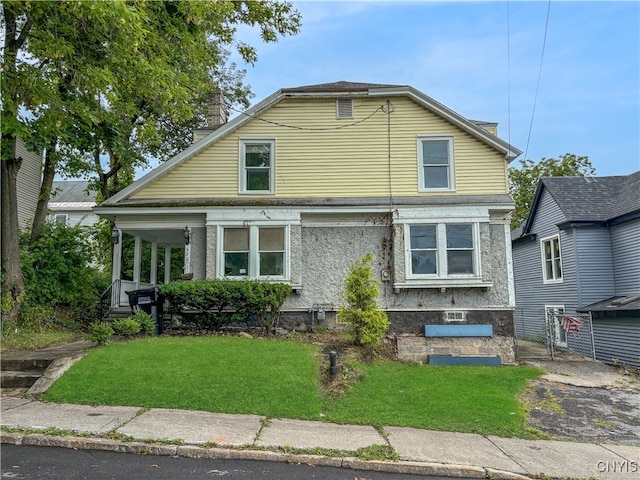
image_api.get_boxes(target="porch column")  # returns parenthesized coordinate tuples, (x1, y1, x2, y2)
(111, 229, 122, 284)
(184, 243, 192, 274)
(164, 247, 172, 284)
(150, 241, 158, 285)
(184, 226, 192, 274)
(133, 236, 142, 286)
(111, 229, 123, 308)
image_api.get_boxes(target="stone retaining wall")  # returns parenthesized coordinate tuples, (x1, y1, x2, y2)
(396, 334, 516, 365)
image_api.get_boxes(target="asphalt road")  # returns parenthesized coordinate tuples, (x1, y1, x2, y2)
(2, 445, 461, 480)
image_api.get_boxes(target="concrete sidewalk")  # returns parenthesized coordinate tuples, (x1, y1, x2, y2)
(1, 399, 638, 479)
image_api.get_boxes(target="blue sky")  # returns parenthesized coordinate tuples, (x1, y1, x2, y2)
(231, 0, 639, 177)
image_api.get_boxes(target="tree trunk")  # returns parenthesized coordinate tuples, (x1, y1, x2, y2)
(1, 136, 25, 324)
(1, 1, 32, 324)
(30, 144, 57, 244)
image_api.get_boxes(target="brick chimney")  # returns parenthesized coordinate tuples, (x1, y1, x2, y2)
(193, 90, 228, 143)
(206, 89, 227, 129)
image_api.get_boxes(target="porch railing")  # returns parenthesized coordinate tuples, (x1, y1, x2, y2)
(100, 279, 121, 320)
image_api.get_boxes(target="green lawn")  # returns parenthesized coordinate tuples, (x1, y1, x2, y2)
(44, 337, 324, 419)
(43, 336, 542, 437)
(324, 360, 540, 437)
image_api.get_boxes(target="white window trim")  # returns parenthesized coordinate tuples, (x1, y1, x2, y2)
(540, 234, 563, 284)
(417, 135, 455, 192)
(239, 138, 275, 194)
(405, 222, 481, 280)
(217, 224, 290, 281)
(54, 214, 68, 225)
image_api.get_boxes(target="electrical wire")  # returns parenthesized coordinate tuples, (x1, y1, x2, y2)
(524, 0, 551, 161)
(224, 102, 386, 131)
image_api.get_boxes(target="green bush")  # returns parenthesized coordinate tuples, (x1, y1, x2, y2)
(133, 311, 155, 335)
(87, 322, 114, 346)
(112, 317, 141, 336)
(160, 280, 292, 333)
(20, 222, 109, 325)
(338, 253, 390, 346)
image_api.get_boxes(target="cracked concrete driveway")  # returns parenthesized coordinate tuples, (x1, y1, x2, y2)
(522, 359, 640, 445)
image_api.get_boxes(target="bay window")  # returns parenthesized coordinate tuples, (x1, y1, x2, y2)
(408, 223, 477, 278)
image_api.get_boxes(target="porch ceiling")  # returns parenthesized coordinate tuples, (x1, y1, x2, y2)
(121, 228, 186, 248)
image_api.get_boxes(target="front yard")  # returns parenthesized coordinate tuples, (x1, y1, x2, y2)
(42, 335, 543, 438)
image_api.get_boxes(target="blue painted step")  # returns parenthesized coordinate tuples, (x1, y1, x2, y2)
(424, 324, 493, 337)
(429, 355, 502, 366)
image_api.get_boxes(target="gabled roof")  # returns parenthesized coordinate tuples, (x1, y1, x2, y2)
(518, 170, 640, 236)
(50, 181, 96, 204)
(103, 81, 522, 206)
(280, 81, 403, 94)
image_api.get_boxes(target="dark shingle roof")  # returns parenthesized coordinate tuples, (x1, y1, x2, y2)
(50, 181, 96, 203)
(281, 81, 405, 94)
(541, 170, 640, 223)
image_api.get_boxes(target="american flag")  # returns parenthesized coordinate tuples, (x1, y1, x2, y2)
(561, 316, 584, 334)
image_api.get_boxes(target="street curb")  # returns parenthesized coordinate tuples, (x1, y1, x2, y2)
(1, 432, 534, 479)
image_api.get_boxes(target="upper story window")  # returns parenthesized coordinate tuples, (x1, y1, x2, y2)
(541, 235, 563, 283)
(417, 136, 455, 191)
(55, 214, 68, 225)
(221, 225, 287, 279)
(408, 223, 477, 278)
(239, 139, 275, 194)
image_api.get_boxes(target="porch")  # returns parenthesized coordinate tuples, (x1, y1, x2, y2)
(107, 225, 193, 309)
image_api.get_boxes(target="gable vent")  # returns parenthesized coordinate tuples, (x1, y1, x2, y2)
(336, 98, 354, 119)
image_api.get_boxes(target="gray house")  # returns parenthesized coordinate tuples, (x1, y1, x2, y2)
(511, 172, 640, 367)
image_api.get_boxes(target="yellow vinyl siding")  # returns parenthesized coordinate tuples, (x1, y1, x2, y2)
(132, 97, 509, 200)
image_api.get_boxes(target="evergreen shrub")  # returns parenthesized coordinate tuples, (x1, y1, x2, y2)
(338, 253, 390, 346)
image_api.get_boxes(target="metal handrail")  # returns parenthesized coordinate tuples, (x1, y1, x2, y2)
(99, 279, 121, 320)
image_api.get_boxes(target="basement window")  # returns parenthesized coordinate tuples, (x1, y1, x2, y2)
(445, 311, 466, 322)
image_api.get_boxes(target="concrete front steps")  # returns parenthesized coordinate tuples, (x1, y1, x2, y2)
(1, 341, 92, 389)
(1, 358, 52, 388)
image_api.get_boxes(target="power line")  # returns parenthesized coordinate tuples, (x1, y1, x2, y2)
(224, 102, 386, 131)
(524, 0, 551, 161)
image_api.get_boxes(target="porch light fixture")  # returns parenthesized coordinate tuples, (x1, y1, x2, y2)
(111, 228, 120, 244)
(183, 226, 191, 245)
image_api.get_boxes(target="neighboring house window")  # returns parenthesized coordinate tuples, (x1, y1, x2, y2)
(541, 235, 563, 283)
(55, 214, 68, 225)
(408, 223, 477, 277)
(221, 225, 287, 279)
(239, 139, 275, 194)
(417, 136, 455, 191)
(336, 98, 353, 119)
